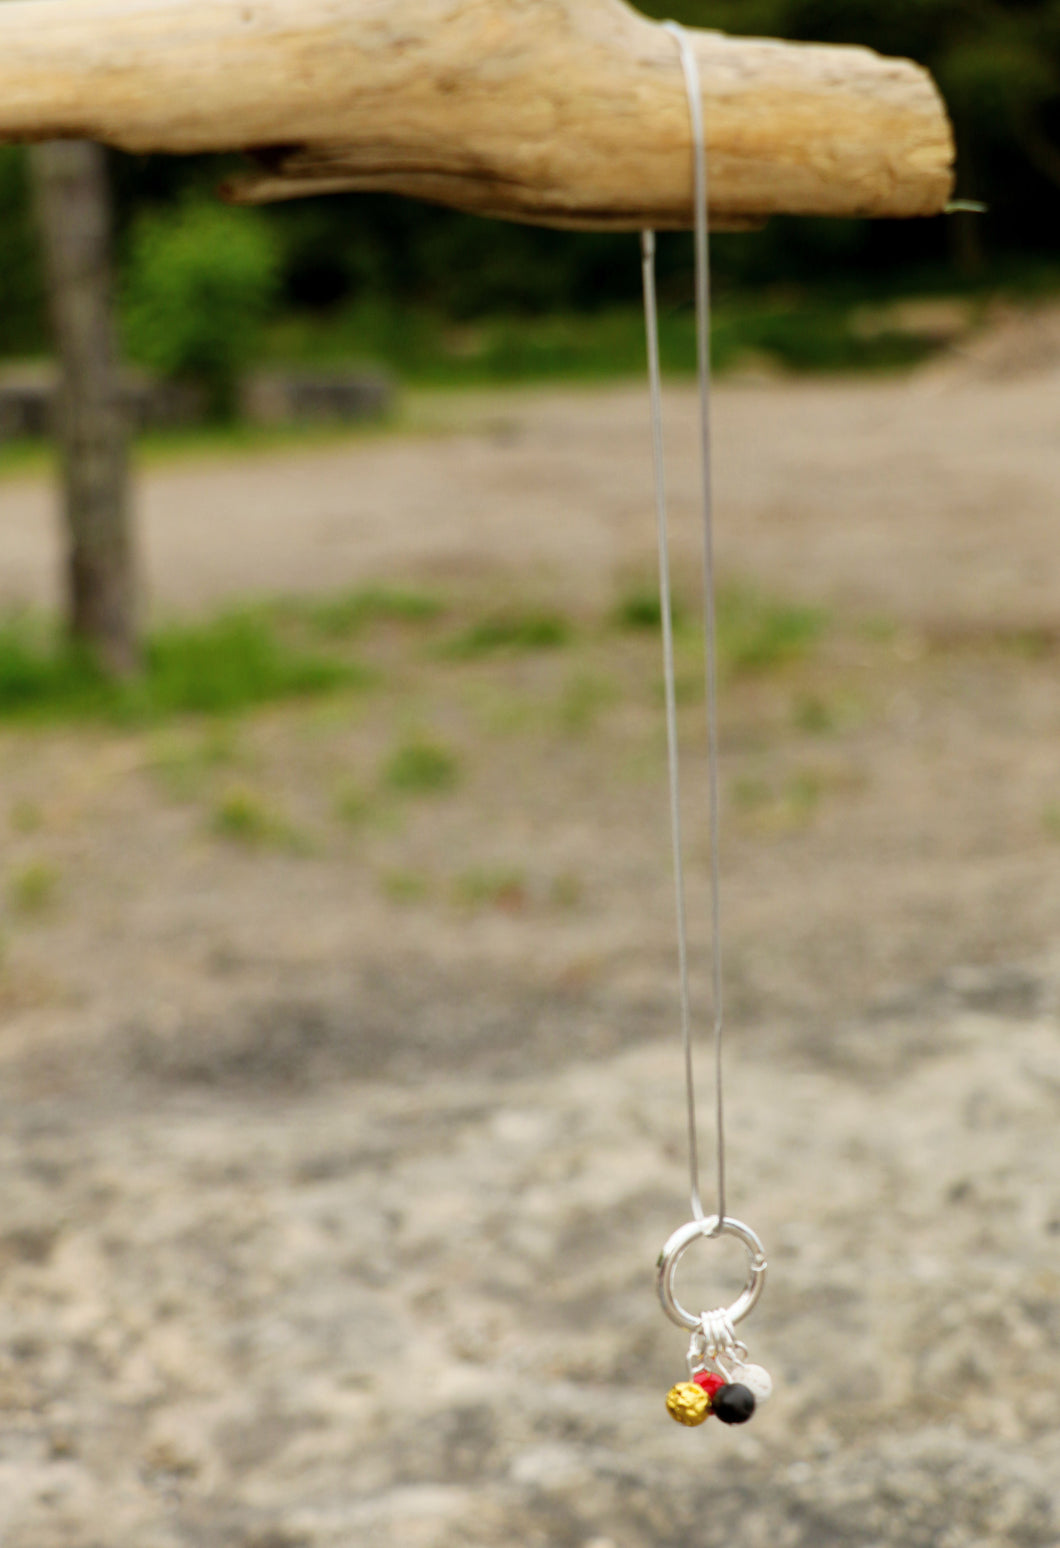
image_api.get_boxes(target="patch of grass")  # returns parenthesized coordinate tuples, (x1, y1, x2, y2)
(210, 786, 309, 851)
(148, 724, 246, 800)
(733, 765, 856, 837)
(140, 612, 357, 717)
(731, 770, 821, 830)
(304, 586, 444, 639)
(453, 865, 528, 912)
(0, 620, 105, 717)
(10, 798, 43, 834)
(612, 587, 680, 633)
(550, 871, 584, 909)
(860, 615, 899, 644)
(266, 292, 946, 388)
(0, 609, 364, 723)
(333, 779, 373, 827)
(443, 609, 572, 658)
(792, 693, 837, 736)
(383, 737, 460, 795)
(712, 301, 936, 375)
(1044, 804, 1060, 840)
(380, 868, 430, 905)
(792, 691, 866, 737)
(0, 439, 50, 482)
(467, 684, 538, 737)
(732, 774, 771, 812)
(557, 671, 619, 735)
(786, 771, 823, 820)
(718, 587, 827, 676)
(9, 860, 59, 915)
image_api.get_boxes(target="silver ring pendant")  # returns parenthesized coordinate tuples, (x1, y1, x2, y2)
(656, 1216, 768, 1331)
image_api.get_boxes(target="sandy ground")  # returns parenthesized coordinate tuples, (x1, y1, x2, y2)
(1, 367, 1060, 1546)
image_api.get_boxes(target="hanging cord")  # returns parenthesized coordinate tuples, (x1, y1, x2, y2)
(641, 20, 726, 1232)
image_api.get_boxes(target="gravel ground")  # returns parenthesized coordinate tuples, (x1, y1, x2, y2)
(1, 369, 1059, 1545)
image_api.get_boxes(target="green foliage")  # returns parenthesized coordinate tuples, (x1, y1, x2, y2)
(556, 672, 619, 735)
(8, 860, 59, 916)
(333, 780, 373, 826)
(383, 737, 460, 795)
(142, 612, 350, 714)
(453, 865, 528, 911)
(0, 621, 103, 716)
(305, 586, 444, 638)
(718, 587, 828, 675)
(792, 692, 838, 735)
(444, 610, 572, 657)
(380, 867, 431, 904)
(0, 148, 45, 354)
(148, 724, 246, 800)
(266, 292, 944, 387)
(614, 589, 664, 632)
(9, 798, 42, 834)
(122, 199, 280, 418)
(0, 609, 360, 722)
(210, 786, 308, 851)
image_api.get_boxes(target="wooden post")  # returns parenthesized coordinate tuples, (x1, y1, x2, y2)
(0, 0, 954, 229)
(29, 141, 137, 677)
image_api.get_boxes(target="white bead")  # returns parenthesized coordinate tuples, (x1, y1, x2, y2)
(733, 1363, 773, 1403)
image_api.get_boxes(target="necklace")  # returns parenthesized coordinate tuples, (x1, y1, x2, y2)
(642, 22, 772, 1432)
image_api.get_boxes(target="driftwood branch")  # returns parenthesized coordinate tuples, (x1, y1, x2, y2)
(0, 0, 954, 230)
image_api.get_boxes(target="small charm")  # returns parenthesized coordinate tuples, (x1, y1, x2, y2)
(711, 1382, 756, 1426)
(666, 1381, 712, 1427)
(729, 1362, 773, 1404)
(691, 1370, 726, 1399)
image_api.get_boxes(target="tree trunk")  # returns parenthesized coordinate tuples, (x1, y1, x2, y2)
(29, 139, 137, 677)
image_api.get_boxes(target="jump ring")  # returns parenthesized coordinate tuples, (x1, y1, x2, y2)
(656, 1215, 768, 1331)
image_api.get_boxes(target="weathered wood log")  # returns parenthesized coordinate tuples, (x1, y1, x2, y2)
(0, 0, 954, 230)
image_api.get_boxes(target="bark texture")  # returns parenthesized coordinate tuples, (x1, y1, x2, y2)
(0, 0, 953, 228)
(30, 141, 137, 676)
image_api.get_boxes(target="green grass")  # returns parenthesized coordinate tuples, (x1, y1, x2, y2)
(302, 586, 445, 639)
(557, 671, 618, 735)
(443, 609, 572, 658)
(0, 416, 410, 486)
(0, 609, 366, 723)
(792, 692, 837, 736)
(143, 614, 355, 715)
(717, 587, 828, 676)
(453, 865, 528, 911)
(0, 582, 827, 736)
(612, 587, 681, 633)
(210, 785, 309, 851)
(265, 294, 944, 387)
(9, 798, 43, 834)
(731, 769, 824, 834)
(379, 867, 431, 904)
(383, 737, 460, 795)
(8, 860, 59, 915)
(148, 724, 247, 800)
(333, 779, 373, 826)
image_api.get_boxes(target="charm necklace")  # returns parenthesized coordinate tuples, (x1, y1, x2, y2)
(641, 22, 771, 1432)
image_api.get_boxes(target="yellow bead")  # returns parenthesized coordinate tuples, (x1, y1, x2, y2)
(666, 1381, 711, 1427)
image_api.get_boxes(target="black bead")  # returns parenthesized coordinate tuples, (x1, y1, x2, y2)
(712, 1383, 756, 1426)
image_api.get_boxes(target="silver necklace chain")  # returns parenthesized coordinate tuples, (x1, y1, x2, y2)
(642, 21, 726, 1230)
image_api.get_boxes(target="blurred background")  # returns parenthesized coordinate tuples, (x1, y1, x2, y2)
(1, 3, 1060, 1546)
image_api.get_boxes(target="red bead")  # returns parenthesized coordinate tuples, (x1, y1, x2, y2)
(692, 1372, 726, 1399)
